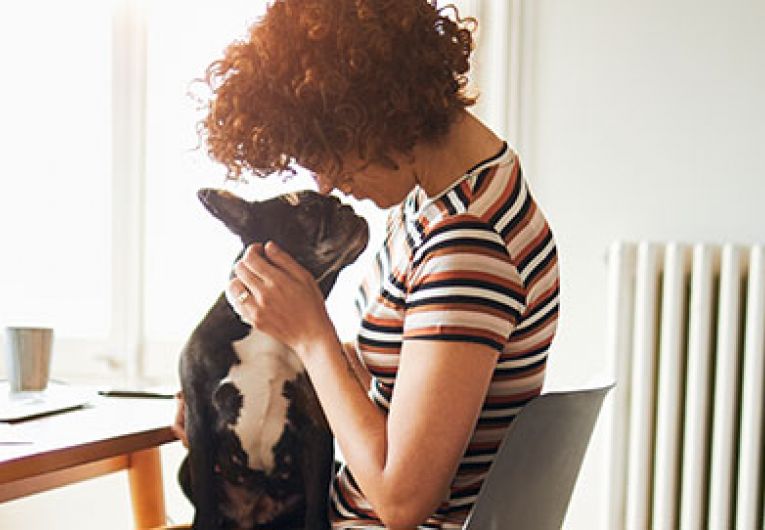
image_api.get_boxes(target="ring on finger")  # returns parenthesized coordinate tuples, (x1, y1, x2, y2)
(236, 289, 251, 304)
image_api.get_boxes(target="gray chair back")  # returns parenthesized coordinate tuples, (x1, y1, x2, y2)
(463, 385, 612, 530)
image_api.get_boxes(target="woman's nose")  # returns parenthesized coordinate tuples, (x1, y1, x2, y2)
(338, 182, 352, 195)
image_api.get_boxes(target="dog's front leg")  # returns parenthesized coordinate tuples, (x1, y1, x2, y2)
(185, 397, 222, 530)
(299, 425, 333, 530)
(291, 373, 334, 530)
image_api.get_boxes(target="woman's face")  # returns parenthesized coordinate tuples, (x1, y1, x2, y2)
(312, 155, 417, 209)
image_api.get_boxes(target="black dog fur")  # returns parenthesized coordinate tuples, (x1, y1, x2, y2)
(178, 189, 368, 530)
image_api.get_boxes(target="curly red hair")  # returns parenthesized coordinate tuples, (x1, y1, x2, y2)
(199, 0, 476, 182)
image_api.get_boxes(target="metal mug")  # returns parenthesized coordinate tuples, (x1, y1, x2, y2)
(4, 326, 54, 393)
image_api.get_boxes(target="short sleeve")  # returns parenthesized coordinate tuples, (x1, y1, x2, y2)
(403, 215, 526, 352)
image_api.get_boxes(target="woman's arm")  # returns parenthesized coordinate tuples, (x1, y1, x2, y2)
(341, 341, 373, 391)
(304, 335, 497, 528)
(230, 242, 498, 528)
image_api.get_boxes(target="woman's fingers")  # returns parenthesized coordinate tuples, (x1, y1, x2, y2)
(227, 258, 282, 328)
(239, 244, 272, 283)
(234, 242, 314, 298)
(234, 259, 264, 289)
(225, 241, 328, 350)
(172, 394, 189, 448)
(264, 241, 314, 283)
(237, 242, 300, 287)
(226, 277, 250, 306)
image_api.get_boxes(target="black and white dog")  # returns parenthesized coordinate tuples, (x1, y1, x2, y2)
(179, 189, 368, 530)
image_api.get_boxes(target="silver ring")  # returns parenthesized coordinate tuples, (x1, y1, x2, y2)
(236, 289, 250, 304)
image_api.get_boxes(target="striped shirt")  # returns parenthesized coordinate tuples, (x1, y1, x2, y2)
(330, 143, 560, 528)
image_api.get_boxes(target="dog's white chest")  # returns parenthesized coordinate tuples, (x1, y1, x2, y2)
(221, 329, 304, 473)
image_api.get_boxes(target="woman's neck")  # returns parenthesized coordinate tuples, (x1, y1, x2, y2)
(410, 111, 504, 198)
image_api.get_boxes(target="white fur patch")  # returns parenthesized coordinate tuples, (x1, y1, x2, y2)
(220, 329, 305, 473)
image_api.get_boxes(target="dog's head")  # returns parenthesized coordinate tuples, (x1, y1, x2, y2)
(198, 189, 369, 295)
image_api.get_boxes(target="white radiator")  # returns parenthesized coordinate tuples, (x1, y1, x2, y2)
(606, 242, 765, 530)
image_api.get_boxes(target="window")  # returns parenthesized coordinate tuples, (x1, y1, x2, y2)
(0, 1, 113, 379)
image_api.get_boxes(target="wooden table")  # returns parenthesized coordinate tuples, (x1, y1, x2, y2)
(0, 395, 178, 529)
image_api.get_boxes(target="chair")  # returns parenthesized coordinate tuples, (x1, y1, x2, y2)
(463, 385, 612, 530)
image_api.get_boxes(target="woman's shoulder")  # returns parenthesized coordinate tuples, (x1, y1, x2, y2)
(412, 145, 522, 232)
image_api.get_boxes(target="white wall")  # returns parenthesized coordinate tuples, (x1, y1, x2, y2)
(514, 1, 765, 528)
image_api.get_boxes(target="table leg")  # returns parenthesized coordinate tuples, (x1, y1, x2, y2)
(127, 447, 166, 529)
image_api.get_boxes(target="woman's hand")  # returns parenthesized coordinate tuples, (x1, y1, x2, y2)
(226, 241, 339, 358)
(172, 391, 188, 447)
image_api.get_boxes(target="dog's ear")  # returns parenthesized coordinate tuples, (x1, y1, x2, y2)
(197, 188, 257, 238)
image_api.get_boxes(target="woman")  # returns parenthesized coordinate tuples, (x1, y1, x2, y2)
(177, 1, 560, 528)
